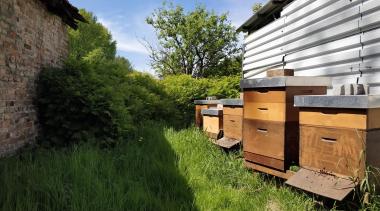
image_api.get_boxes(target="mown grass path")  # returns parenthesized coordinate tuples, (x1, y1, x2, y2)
(0, 124, 316, 211)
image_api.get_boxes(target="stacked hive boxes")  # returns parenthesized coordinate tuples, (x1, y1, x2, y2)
(201, 108, 223, 139)
(286, 95, 380, 200)
(240, 77, 331, 178)
(215, 99, 243, 148)
(194, 100, 220, 128)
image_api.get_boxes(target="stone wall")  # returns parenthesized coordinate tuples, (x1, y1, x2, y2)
(0, 0, 68, 156)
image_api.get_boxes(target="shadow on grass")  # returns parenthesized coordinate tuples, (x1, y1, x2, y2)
(0, 123, 197, 211)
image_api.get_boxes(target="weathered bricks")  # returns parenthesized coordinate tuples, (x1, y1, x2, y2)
(0, 0, 68, 156)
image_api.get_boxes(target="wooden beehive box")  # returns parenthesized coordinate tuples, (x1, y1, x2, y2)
(215, 99, 243, 149)
(240, 77, 331, 179)
(194, 100, 220, 128)
(201, 108, 223, 139)
(286, 95, 380, 201)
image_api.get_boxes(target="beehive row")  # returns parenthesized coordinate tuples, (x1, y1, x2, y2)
(195, 76, 380, 200)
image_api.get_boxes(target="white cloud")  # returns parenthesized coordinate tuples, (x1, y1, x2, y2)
(98, 17, 149, 55)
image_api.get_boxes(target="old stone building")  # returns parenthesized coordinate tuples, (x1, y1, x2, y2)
(0, 0, 84, 156)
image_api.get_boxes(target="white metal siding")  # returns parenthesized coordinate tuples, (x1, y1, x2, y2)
(243, 0, 380, 94)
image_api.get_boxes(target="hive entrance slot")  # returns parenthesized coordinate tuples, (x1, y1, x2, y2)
(258, 108, 268, 111)
(321, 110, 339, 115)
(257, 89, 269, 93)
(257, 128, 268, 133)
(321, 137, 337, 143)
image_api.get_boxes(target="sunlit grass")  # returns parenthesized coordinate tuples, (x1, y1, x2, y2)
(0, 123, 316, 210)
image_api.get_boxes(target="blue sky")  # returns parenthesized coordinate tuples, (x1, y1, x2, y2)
(69, 0, 266, 74)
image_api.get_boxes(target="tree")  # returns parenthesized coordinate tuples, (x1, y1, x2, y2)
(67, 9, 133, 72)
(205, 56, 242, 78)
(252, 3, 263, 13)
(68, 10, 117, 61)
(146, 3, 240, 78)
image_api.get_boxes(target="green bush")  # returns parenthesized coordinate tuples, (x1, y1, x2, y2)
(161, 74, 241, 124)
(37, 62, 129, 146)
(161, 75, 210, 124)
(36, 61, 178, 147)
(124, 72, 180, 125)
(207, 75, 241, 99)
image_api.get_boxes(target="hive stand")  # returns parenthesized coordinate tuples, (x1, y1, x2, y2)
(286, 95, 380, 201)
(201, 108, 223, 139)
(194, 100, 220, 128)
(215, 99, 244, 149)
(240, 77, 331, 179)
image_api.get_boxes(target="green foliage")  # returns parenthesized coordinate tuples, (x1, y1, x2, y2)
(204, 56, 242, 78)
(124, 72, 180, 125)
(37, 62, 178, 146)
(36, 7, 178, 146)
(36, 7, 239, 146)
(0, 124, 317, 211)
(161, 75, 209, 123)
(37, 62, 132, 146)
(146, 3, 240, 78)
(68, 10, 117, 62)
(207, 74, 241, 99)
(161, 74, 240, 124)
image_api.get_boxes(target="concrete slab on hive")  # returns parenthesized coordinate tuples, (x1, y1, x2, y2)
(201, 108, 223, 116)
(240, 77, 332, 89)
(294, 95, 380, 109)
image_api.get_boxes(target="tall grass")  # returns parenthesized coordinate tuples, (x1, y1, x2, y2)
(0, 123, 315, 210)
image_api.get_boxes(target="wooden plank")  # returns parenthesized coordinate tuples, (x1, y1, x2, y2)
(195, 105, 208, 128)
(286, 168, 355, 201)
(285, 86, 327, 103)
(244, 152, 285, 170)
(368, 109, 380, 129)
(300, 125, 366, 179)
(245, 161, 294, 179)
(219, 115, 223, 130)
(223, 107, 243, 116)
(284, 121, 300, 167)
(205, 131, 219, 140)
(267, 69, 294, 77)
(243, 119, 285, 160)
(214, 137, 241, 149)
(285, 103, 300, 122)
(243, 87, 326, 104)
(244, 102, 286, 122)
(300, 108, 367, 130)
(223, 114, 243, 140)
(203, 116, 222, 135)
(366, 130, 380, 190)
(244, 88, 286, 103)
(366, 130, 380, 170)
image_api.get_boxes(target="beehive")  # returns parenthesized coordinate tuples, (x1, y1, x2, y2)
(286, 95, 380, 200)
(194, 100, 220, 128)
(201, 108, 223, 139)
(240, 77, 331, 179)
(215, 99, 243, 148)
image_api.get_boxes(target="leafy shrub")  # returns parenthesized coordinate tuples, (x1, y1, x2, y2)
(124, 72, 180, 125)
(36, 61, 178, 147)
(207, 75, 241, 99)
(161, 74, 241, 124)
(161, 75, 210, 124)
(37, 62, 130, 146)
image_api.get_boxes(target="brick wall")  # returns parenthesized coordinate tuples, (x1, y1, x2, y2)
(0, 0, 68, 156)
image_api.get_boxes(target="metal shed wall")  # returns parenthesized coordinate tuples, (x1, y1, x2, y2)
(243, 0, 380, 94)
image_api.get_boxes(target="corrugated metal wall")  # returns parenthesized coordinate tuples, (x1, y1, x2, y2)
(243, 0, 380, 94)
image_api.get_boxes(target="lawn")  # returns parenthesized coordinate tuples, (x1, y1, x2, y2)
(0, 123, 324, 211)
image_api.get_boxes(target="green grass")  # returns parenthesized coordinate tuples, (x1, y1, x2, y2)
(0, 123, 332, 210)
